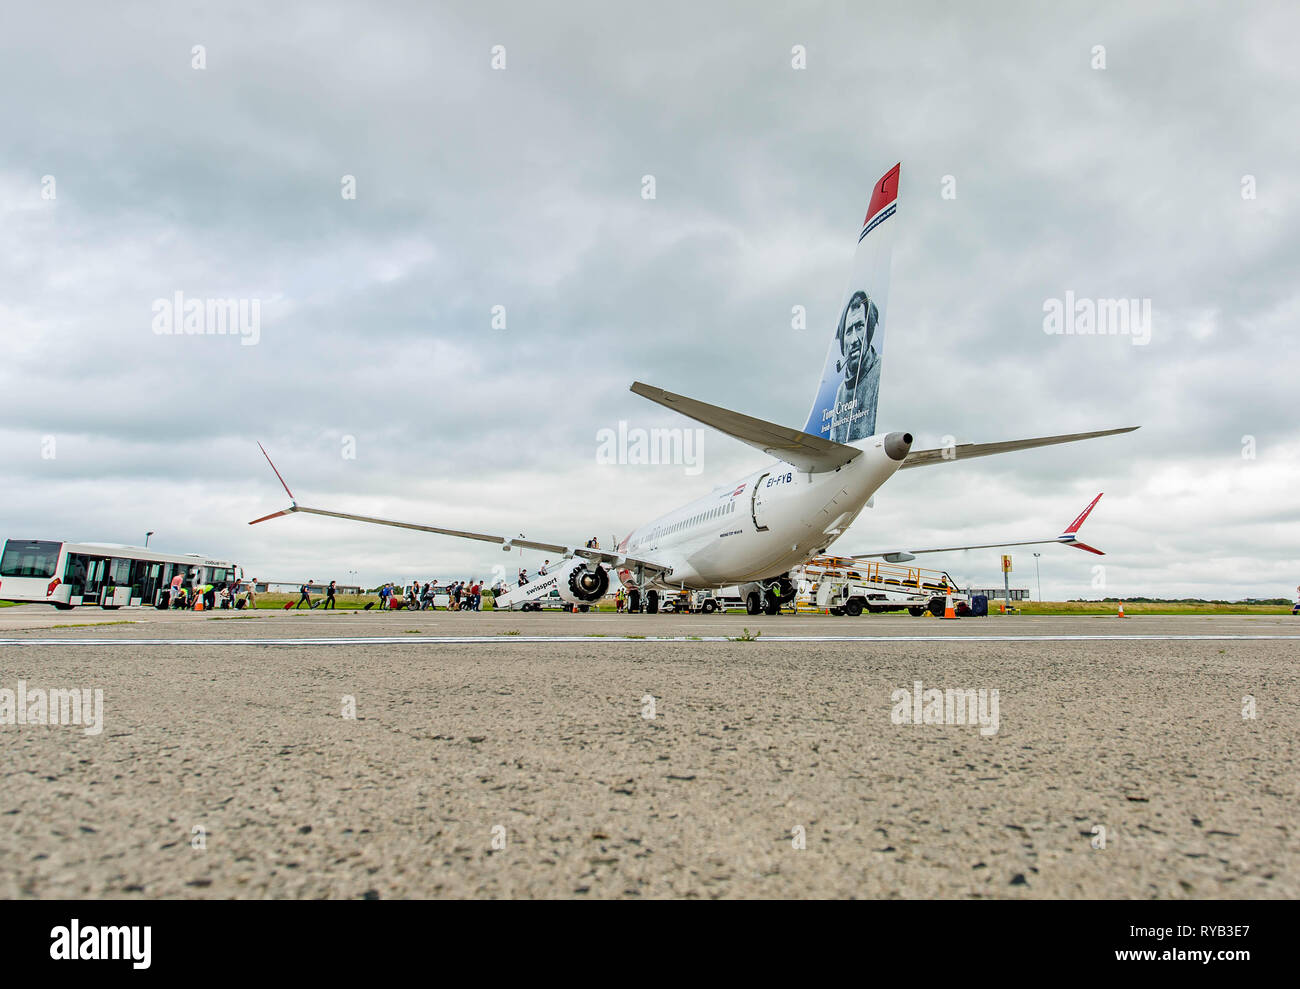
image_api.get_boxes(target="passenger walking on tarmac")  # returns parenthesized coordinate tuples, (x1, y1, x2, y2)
(296, 582, 313, 609)
(378, 584, 389, 611)
(471, 580, 481, 611)
(324, 580, 337, 609)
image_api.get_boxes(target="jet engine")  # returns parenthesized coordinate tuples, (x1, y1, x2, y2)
(559, 560, 610, 603)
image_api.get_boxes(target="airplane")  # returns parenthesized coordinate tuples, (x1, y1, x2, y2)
(251, 162, 1137, 615)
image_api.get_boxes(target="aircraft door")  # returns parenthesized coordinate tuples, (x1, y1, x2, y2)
(751, 473, 771, 531)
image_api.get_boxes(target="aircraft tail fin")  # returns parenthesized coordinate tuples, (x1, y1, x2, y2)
(802, 162, 900, 445)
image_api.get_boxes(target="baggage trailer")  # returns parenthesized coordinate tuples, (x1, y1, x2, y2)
(684, 587, 750, 614)
(792, 556, 970, 617)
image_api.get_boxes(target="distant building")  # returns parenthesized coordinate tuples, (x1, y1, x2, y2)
(253, 581, 363, 595)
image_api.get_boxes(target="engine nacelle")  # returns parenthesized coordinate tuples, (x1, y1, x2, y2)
(559, 560, 610, 603)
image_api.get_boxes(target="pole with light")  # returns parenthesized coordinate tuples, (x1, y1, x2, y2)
(145, 531, 154, 548)
(1033, 552, 1042, 602)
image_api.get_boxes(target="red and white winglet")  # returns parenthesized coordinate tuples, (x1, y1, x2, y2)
(1057, 492, 1105, 555)
(248, 442, 300, 525)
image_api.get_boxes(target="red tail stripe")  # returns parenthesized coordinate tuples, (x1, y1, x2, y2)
(864, 163, 901, 225)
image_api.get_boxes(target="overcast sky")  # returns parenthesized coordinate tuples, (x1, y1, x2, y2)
(2, 0, 1297, 599)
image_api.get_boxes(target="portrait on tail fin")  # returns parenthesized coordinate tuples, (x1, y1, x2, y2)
(828, 290, 882, 442)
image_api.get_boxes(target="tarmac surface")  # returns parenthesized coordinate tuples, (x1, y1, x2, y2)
(0, 604, 1296, 898)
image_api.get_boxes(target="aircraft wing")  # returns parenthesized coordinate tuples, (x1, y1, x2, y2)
(840, 493, 1109, 561)
(248, 445, 671, 575)
(900, 427, 1138, 469)
(630, 381, 863, 473)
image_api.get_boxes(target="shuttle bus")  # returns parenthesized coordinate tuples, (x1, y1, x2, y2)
(0, 538, 239, 609)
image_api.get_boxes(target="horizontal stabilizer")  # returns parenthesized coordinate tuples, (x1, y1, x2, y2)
(841, 493, 1111, 559)
(901, 426, 1138, 469)
(630, 382, 862, 473)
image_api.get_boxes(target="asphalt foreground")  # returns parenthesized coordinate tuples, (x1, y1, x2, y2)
(0, 606, 1296, 899)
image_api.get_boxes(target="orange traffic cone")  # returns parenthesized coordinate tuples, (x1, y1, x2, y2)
(1117, 601, 1126, 618)
(942, 594, 958, 619)
(194, 598, 204, 612)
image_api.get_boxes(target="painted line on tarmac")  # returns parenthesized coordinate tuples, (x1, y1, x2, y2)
(3, 634, 1300, 646)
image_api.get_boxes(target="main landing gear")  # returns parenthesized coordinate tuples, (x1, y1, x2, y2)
(745, 587, 783, 616)
(625, 583, 659, 614)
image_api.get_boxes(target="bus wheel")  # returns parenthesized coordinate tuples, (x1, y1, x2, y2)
(829, 607, 844, 616)
(53, 603, 75, 611)
(100, 605, 121, 611)
(702, 600, 717, 614)
(908, 606, 926, 617)
(844, 599, 863, 617)
(746, 592, 761, 616)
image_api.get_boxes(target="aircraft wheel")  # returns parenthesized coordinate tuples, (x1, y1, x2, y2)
(908, 607, 926, 617)
(578, 604, 590, 613)
(702, 600, 717, 614)
(763, 595, 779, 616)
(645, 590, 659, 614)
(844, 599, 863, 617)
(628, 589, 641, 613)
(745, 592, 761, 615)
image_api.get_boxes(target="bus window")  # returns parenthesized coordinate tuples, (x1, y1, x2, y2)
(110, 558, 132, 586)
(0, 540, 62, 578)
(79, 557, 107, 596)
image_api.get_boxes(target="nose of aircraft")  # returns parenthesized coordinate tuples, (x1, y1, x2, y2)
(884, 431, 913, 461)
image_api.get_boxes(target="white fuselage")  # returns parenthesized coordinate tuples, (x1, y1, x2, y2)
(617, 433, 905, 590)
